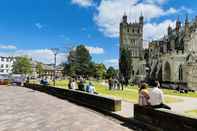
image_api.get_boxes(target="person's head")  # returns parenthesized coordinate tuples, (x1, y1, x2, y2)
(153, 80, 160, 88)
(89, 82, 92, 86)
(139, 83, 148, 91)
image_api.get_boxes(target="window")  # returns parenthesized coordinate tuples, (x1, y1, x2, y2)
(1, 64, 3, 68)
(6, 58, 9, 62)
(127, 28, 129, 32)
(1, 58, 4, 62)
(6, 64, 8, 68)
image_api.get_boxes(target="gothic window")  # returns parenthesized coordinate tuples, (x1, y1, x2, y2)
(179, 65, 183, 81)
(164, 62, 171, 82)
(127, 28, 129, 32)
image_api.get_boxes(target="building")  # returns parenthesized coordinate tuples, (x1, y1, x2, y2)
(31, 61, 64, 79)
(119, 14, 146, 82)
(119, 14, 197, 91)
(0, 56, 15, 75)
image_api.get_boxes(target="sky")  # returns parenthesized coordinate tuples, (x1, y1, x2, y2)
(0, 0, 196, 68)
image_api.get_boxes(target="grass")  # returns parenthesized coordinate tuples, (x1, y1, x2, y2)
(45, 80, 183, 103)
(184, 110, 197, 118)
(163, 89, 197, 98)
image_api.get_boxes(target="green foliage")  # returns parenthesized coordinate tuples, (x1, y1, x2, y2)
(36, 63, 44, 76)
(95, 64, 106, 79)
(119, 48, 132, 84)
(106, 66, 117, 78)
(12, 56, 32, 75)
(64, 44, 92, 77)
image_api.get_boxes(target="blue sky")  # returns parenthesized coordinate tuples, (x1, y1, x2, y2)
(0, 0, 196, 68)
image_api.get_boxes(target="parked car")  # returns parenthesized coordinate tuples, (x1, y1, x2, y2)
(0, 75, 10, 85)
(10, 74, 26, 86)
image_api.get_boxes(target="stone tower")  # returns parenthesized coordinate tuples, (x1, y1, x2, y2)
(119, 14, 145, 82)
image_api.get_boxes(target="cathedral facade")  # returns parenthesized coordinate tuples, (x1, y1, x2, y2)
(119, 15, 197, 91)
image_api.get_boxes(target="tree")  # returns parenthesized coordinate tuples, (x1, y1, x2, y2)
(106, 66, 117, 79)
(36, 63, 44, 77)
(119, 48, 132, 85)
(12, 56, 32, 75)
(65, 45, 92, 77)
(95, 64, 106, 79)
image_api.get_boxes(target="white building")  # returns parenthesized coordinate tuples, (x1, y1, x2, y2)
(0, 56, 15, 75)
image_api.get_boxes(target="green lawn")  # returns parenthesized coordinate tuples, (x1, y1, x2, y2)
(163, 89, 197, 98)
(46, 80, 182, 103)
(184, 110, 197, 118)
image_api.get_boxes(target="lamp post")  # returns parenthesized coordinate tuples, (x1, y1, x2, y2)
(50, 48, 59, 86)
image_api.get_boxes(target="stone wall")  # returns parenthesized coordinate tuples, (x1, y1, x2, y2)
(24, 83, 121, 112)
(134, 104, 197, 131)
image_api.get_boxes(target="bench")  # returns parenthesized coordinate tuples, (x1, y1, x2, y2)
(134, 104, 197, 131)
(24, 83, 121, 112)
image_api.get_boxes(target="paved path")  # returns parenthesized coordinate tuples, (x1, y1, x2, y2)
(115, 95, 197, 118)
(0, 86, 133, 131)
(167, 95, 197, 114)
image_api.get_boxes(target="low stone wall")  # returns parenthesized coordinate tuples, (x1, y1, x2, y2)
(134, 104, 197, 131)
(24, 83, 121, 112)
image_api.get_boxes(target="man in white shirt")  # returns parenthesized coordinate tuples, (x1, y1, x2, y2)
(149, 81, 171, 110)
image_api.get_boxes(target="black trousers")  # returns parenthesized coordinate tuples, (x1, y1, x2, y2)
(152, 103, 171, 110)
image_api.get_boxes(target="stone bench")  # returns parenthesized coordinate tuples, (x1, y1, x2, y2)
(24, 83, 121, 112)
(134, 104, 197, 131)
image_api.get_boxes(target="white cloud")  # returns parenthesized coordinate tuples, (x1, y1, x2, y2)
(142, 19, 175, 48)
(144, 20, 175, 41)
(94, 0, 177, 38)
(178, 6, 194, 14)
(71, 0, 93, 7)
(104, 59, 118, 69)
(144, 0, 168, 5)
(0, 49, 66, 65)
(0, 45, 17, 50)
(85, 46, 104, 54)
(35, 23, 43, 29)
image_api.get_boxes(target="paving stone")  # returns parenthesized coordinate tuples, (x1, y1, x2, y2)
(0, 86, 133, 131)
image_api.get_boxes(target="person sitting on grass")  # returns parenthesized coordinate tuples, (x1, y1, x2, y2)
(149, 81, 171, 110)
(138, 83, 150, 106)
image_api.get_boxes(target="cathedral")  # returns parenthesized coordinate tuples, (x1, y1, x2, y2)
(119, 14, 197, 91)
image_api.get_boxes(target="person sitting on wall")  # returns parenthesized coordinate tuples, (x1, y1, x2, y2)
(70, 79, 77, 90)
(68, 78, 72, 89)
(138, 83, 150, 106)
(149, 81, 171, 110)
(86, 82, 97, 94)
(78, 79, 85, 91)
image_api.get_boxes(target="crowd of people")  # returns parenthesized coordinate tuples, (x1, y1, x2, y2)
(138, 81, 171, 110)
(68, 77, 97, 94)
(108, 78, 124, 90)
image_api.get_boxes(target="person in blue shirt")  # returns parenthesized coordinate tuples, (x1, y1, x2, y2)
(86, 82, 96, 94)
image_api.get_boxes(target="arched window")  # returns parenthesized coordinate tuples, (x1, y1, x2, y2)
(164, 62, 171, 82)
(179, 65, 183, 81)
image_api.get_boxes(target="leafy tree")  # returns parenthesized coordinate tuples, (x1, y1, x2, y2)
(106, 66, 117, 79)
(65, 45, 92, 77)
(12, 56, 32, 75)
(95, 64, 106, 79)
(63, 63, 76, 77)
(119, 48, 132, 85)
(36, 63, 44, 77)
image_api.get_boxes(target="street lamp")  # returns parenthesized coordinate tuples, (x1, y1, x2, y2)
(50, 48, 59, 86)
